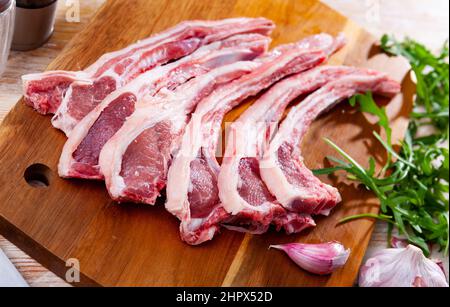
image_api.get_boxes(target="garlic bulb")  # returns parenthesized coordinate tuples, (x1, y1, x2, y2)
(269, 241, 350, 275)
(359, 244, 448, 287)
(433, 259, 447, 277)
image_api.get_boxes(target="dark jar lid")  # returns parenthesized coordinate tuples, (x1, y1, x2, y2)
(0, 0, 12, 13)
(16, 0, 57, 9)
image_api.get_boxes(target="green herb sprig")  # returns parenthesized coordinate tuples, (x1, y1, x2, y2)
(314, 36, 449, 256)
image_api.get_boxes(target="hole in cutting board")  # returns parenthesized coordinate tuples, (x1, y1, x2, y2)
(24, 163, 52, 188)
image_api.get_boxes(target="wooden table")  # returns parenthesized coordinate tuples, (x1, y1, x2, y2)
(0, 0, 448, 287)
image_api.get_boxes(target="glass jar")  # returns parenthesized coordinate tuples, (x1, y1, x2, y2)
(0, 0, 15, 76)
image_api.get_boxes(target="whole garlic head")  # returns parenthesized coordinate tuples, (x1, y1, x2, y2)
(359, 244, 448, 287)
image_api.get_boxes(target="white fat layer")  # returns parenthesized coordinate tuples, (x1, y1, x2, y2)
(21, 70, 88, 83)
(259, 148, 297, 209)
(166, 113, 203, 216)
(218, 153, 244, 215)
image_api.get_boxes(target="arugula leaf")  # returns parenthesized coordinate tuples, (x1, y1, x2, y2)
(314, 35, 449, 256)
(349, 92, 393, 173)
(350, 92, 392, 147)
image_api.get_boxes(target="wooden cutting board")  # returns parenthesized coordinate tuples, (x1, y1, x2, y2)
(0, 0, 413, 286)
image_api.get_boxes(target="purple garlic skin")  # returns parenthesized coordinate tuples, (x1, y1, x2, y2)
(270, 241, 350, 275)
(359, 244, 449, 287)
(390, 236, 409, 248)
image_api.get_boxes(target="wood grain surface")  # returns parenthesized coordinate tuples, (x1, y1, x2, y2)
(0, 1, 444, 285)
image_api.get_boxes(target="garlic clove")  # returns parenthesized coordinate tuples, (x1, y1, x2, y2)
(359, 244, 449, 287)
(270, 241, 350, 275)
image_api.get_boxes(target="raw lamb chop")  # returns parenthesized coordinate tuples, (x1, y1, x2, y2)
(165, 33, 346, 245)
(99, 61, 261, 204)
(22, 17, 274, 135)
(259, 73, 401, 216)
(218, 66, 362, 235)
(58, 34, 270, 179)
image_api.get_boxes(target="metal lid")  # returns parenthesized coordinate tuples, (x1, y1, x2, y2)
(16, 0, 56, 9)
(0, 0, 12, 13)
